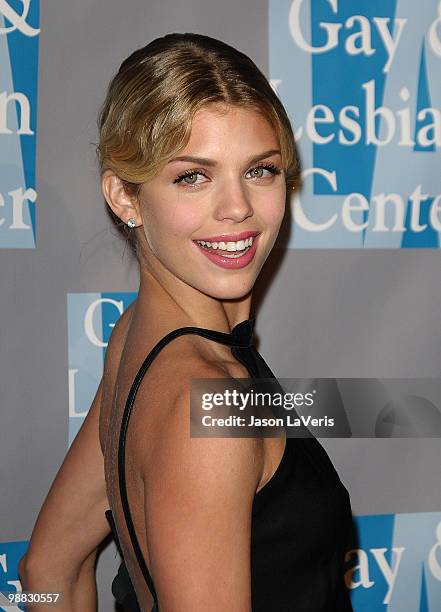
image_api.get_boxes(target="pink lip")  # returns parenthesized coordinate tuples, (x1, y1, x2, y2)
(193, 230, 261, 242)
(193, 234, 260, 270)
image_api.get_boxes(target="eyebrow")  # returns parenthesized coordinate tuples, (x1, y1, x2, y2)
(167, 149, 282, 167)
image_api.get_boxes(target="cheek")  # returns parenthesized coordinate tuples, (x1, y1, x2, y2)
(257, 189, 286, 228)
(143, 196, 203, 246)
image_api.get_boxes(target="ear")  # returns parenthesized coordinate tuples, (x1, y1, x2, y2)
(101, 170, 142, 227)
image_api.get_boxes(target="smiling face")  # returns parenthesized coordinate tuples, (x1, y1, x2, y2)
(132, 104, 286, 299)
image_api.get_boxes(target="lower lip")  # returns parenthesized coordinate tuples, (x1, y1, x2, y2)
(193, 235, 260, 269)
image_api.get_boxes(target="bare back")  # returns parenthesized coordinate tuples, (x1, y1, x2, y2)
(99, 301, 267, 610)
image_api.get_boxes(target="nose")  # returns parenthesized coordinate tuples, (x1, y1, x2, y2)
(213, 180, 254, 223)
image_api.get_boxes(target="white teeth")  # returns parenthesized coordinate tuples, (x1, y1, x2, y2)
(195, 236, 255, 253)
(220, 251, 247, 258)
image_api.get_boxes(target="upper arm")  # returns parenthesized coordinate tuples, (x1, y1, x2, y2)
(23, 379, 111, 578)
(141, 376, 263, 611)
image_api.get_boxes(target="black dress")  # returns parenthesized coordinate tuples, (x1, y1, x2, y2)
(105, 317, 353, 611)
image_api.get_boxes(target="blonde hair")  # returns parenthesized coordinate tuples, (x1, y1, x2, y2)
(96, 33, 300, 253)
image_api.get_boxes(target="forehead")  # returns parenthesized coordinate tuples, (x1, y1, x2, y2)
(180, 105, 280, 156)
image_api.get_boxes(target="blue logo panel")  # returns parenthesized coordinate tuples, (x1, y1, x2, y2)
(347, 512, 441, 610)
(269, 0, 441, 248)
(67, 292, 137, 446)
(0, 1, 40, 248)
(0, 540, 28, 611)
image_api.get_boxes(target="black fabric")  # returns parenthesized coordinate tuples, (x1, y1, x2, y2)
(105, 317, 353, 611)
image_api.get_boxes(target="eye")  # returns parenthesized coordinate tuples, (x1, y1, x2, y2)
(246, 163, 282, 180)
(173, 169, 208, 187)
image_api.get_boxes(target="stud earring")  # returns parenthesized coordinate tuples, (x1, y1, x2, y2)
(127, 218, 137, 228)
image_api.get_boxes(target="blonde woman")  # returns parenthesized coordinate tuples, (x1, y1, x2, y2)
(20, 34, 353, 612)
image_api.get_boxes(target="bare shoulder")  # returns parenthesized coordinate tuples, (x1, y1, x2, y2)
(140, 358, 261, 609)
(143, 360, 263, 518)
(129, 343, 264, 607)
(132, 353, 264, 492)
(131, 333, 251, 428)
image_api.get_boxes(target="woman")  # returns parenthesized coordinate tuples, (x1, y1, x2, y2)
(20, 33, 353, 611)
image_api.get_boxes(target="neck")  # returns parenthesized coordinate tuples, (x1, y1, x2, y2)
(134, 257, 253, 335)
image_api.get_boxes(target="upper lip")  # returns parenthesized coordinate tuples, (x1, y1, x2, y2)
(193, 230, 261, 242)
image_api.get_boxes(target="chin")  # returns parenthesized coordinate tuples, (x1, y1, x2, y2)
(196, 277, 256, 301)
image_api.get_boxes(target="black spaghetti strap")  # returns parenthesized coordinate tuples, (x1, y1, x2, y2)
(117, 319, 255, 604)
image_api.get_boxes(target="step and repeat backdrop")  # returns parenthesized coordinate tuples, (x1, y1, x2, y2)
(2, 1, 441, 610)
(270, 0, 441, 249)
